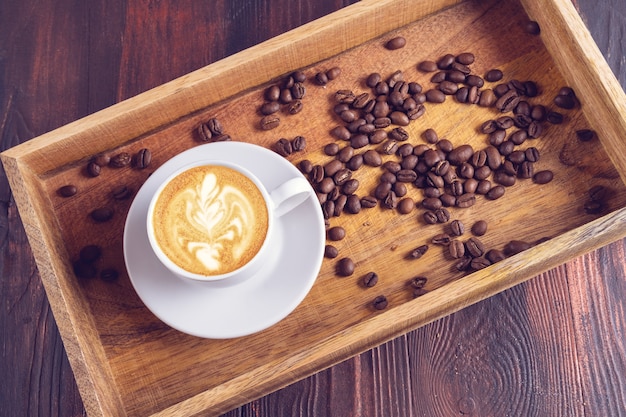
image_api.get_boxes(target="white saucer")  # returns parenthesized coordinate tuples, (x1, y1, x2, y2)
(123, 142, 325, 339)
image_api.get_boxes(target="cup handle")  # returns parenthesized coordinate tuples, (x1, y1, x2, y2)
(269, 177, 312, 217)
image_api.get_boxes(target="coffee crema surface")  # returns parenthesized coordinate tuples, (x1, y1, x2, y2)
(152, 165, 269, 276)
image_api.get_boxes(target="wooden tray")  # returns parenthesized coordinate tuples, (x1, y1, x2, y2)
(3, 0, 626, 415)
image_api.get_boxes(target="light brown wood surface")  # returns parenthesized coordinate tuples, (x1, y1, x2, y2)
(2, 0, 626, 416)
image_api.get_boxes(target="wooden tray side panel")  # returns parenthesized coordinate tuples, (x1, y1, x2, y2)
(0, 157, 126, 417)
(521, 0, 626, 183)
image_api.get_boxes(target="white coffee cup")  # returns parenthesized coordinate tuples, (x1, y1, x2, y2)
(146, 159, 311, 285)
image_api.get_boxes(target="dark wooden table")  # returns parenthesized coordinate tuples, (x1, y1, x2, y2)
(1, 1, 625, 416)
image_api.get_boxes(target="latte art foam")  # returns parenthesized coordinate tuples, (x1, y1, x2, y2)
(152, 165, 269, 276)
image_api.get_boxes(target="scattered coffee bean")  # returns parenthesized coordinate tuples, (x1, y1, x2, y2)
(315, 71, 329, 85)
(504, 240, 531, 256)
(337, 257, 356, 276)
(533, 170, 554, 184)
(133, 148, 152, 169)
(408, 245, 429, 260)
(273, 138, 293, 157)
(58, 185, 77, 198)
(73, 260, 98, 279)
(448, 240, 465, 259)
(486, 249, 506, 263)
(109, 152, 131, 168)
(360, 196, 378, 209)
(432, 233, 452, 246)
(326, 67, 342, 80)
(79, 245, 102, 263)
(87, 161, 102, 177)
(325, 245, 339, 259)
(465, 237, 485, 257)
(385, 36, 406, 50)
(397, 198, 415, 214)
(372, 295, 388, 310)
(362, 272, 379, 287)
(576, 129, 595, 142)
(260, 115, 280, 130)
(471, 220, 488, 236)
(291, 135, 306, 152)
(90, 207, 114, 223)
(328, 226, 346, 241)
(455, 256, 473, 271)
(197, 123, 213, 141)
(470, 256, 491, 270)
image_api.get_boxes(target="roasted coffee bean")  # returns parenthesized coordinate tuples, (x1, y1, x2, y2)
(458, 163, 475, 180)
(385, 36, 406, 50)
(112, 185, 132, 200)
(260, 115, 280, 130)
(554, 93, 576, 109)
(369, 129, 388, 144)
(397, 198, 415, 214)
(449, 180, 464, 197)
(322, 200, 335, 219)
(447, 145, 473, 165)
(465, 237, 485, 257)
(435, 208, 451, 223)
(299, 160, 313, 175)
(494, 170, 516, 187)
(205, 118, 223, 135)
(485, 69, 504, 82)
(330, 126, 351, 141)
(495, 89, 520, 113)
(471, 220, 488, 236)
(90, 207, 113, 223)
(324, 160, 343, 177)
(363, 272, 379, 287)
(73, 260, 98, 279)
(324, 143, 340, 156)
(373, 295, 388, 310)
(456, 193, 476, 208)
(336, 257, 355, 276)
(504, 240, 531, 256)
(381, 191, 398, 209)
(584, 200, 605, 214)
(133, 148, 152, 169)
(337, 146, 355, 163)
(287, 100, 303, 114)
(493, 83, 510, 97)
(422, 197, 442, 211)
(485, 185, 505, 200)
(327, 226, 346, 241)
(448, 240, 465, 259)
(109, 152, 131, 168)
(360, 196, 378, 209)
(455, 87, 469, 103)
(498, 140, 515, 157)
(418, 60, 438, 72)
(478, 89, 496, 107)
(315, 71, 329, 85)
(366, 72, 382, 88)
(346, 154, 364, 171)
(432, 233, 452, 246)
(408, 245, 429, 260)
(486, 249, 506, 263)
(449, 219, 465, 236)
(431, 71, 447, 83)
(576, 129, 595, 142)
(342, 179, 360, 195)
(517, 161, 534, 179)
(265, 85, 280, 101)
(396, 169, 417, 183)
(380, 140, 399, 155)
(315, 178, 334, 195)
(80, 244, 102, 263)
(398, 146, 415, 161)
(58, 185, 77, 197)
(274, 138, 293, 156)
(588, 185, 608, 201)
(464, 178, 479, 194)
(345, 194, 362, 214)
(525, 147, 540, 162)
(197, 123, 213, 141)
(425, 89, 446, 103)
(440, 193, 456, 207)
(476, 179, 491, 194)
(325, 245, 339, 259)
(533, 170, 554, 184)
(546, 111, 564, 124)
(393, 182, 407, 197)
(474, 166, 491, 181)
(350, 133, 369, 149)
(334, 195, 347, 215)
(423, 211, 438, 224)
(423, 128, 438, 143)
(260, 101, 280, 115)
(388, 111, 409, 126)
(310, 165, 324, 183)
(470, 257, 491, 270)
(454, 256, 473, 271)
(502, 160, 517, 176)
(436, 53, 455, 69)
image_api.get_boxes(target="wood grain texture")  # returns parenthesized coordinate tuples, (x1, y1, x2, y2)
(1, 1, 625, 417)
